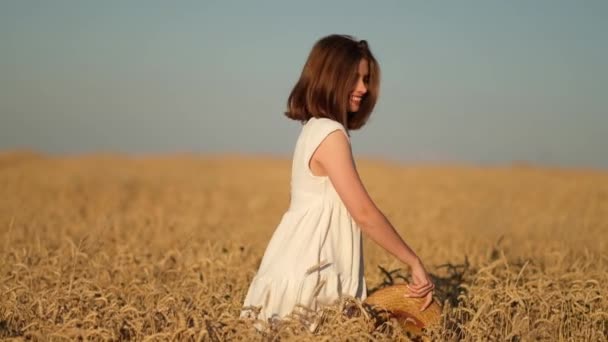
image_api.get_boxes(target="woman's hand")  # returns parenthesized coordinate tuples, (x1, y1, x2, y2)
(406, 259, 435, 311)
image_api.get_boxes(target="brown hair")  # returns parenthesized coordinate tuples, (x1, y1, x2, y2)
(284, 34, 380, 131)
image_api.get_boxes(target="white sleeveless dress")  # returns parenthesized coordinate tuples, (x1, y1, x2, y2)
(240, 117, 367, 324)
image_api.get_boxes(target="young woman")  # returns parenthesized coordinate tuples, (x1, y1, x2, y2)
(240, 34, 435, 326)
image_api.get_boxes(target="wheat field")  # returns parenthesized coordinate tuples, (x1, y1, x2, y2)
(0, 151, 606, 341)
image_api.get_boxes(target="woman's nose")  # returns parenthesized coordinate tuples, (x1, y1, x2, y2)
(356, 79, 367, 94)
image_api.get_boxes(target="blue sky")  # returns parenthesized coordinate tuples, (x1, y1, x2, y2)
(1, 1, 607, 167)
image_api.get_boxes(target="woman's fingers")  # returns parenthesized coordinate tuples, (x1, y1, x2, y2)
(408, 282, 432, 290)
(419, 292, 434, 311)
(405, 285, 434, 298)
(407, 283, 434, 297)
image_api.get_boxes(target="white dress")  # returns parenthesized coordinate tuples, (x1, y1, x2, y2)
(240, 117, 367, 324)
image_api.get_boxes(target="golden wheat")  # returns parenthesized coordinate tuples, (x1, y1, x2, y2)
(0, 152, 606, 341)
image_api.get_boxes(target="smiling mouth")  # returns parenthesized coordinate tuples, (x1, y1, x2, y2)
(350, 95, 363, 104)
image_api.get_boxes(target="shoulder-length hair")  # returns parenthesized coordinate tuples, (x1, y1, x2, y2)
(285, 34, 381, 131)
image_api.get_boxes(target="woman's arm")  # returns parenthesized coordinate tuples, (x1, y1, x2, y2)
(311, 130, 434, 309)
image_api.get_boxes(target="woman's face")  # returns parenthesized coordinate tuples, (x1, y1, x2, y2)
(349, 58, 370, 113)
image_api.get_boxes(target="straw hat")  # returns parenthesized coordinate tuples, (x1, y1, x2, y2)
(364, 284, 442, 336)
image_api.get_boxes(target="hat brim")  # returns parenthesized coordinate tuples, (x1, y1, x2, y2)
(364, 284, 442, 335)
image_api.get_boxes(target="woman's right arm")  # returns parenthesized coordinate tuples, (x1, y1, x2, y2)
(312, 130, 435, 310)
